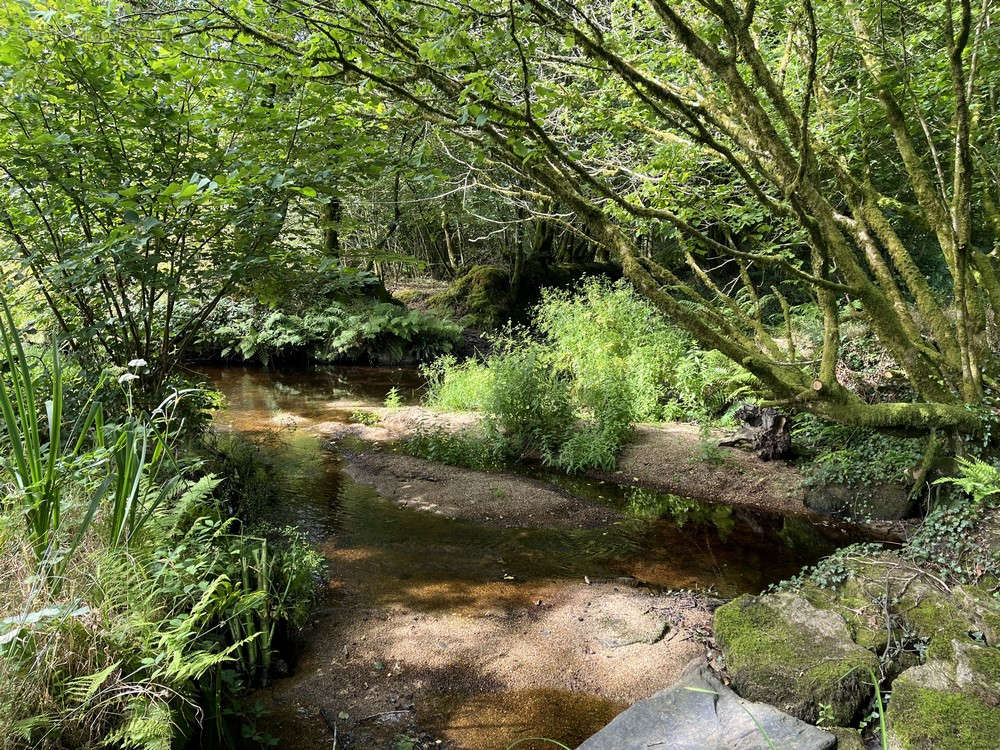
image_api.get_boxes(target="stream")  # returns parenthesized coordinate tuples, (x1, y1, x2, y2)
(201, 365, 865, 749)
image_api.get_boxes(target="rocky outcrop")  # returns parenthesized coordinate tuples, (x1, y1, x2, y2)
(713, 593, 879, 725)
(715, 555, 1000, 750)
(577, 658, 836, 750)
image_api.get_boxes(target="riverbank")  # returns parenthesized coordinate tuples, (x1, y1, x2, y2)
(318, 405, 909, 540)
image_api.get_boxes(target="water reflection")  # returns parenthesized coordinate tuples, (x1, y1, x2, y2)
(201, 365, 858, 597)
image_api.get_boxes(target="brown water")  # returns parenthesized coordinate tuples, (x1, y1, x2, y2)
(202, 365, 855, 599)
(201, 365, 863, 749)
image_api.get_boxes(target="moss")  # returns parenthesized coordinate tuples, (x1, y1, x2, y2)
(393, 289, 423, 305)
(798, 578, 887, 653)
(428, 265, 513, 328)
(954, 585, 1000, 644)
(964, 643, 1000, 680)
(901, 596, 973, 661)
(714, 594, 878, 725)
(887, 679, 1000, 749)
(826, 726, 865, 750)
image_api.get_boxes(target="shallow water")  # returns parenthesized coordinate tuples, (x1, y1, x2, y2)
(201, 365, 857, 598)
(201, 365, 868, 748)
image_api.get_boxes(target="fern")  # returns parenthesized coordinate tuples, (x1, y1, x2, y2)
(104, 698, 174, 750)
(64, 661, 121, 705)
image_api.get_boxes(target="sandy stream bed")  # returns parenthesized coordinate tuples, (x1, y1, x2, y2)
(254, 405, 881, 748)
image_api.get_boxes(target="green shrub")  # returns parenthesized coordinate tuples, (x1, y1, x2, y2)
(422, 355, 494, 411)
(419, 278, 760, 472)
(401, 425, 504, 470)
(554, 373, 633, 471)
(350, 409, 381, 426)
(535, 278, 689, 422)
(482, 341, 575, 461)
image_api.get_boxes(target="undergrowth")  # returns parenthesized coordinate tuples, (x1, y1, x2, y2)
(401, 425, 505, 471)
(420, 278, 759, 472)
(906, 457, 1000, 582)
(0, 310, 324, 749)
(792, 414, 925, 487)
(191, 286, 460, 367)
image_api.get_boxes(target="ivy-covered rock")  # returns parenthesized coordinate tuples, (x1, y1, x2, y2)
(714, 593, 879, 725)
(886, 645, 1000, 749)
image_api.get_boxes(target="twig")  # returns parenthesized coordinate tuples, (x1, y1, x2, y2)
(358, 708, 414, 723)
(319, 707, 338, 749)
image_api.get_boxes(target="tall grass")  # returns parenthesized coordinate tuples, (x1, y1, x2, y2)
(422, 355, 495, 411)
(0, 297, 107, 592)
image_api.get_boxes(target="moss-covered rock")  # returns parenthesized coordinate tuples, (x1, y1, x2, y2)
(799, 577, 889, 653)
(427, 265, 513, 329)
(826, 727, 865, 750)
(886, 655, 1000, 750)
(953, 584, 1000, 644)
(953, 640, 1000, 705)
(895, 583, 980, 662)
(796, 558, 996, 667)
(714, 593, 879, 725)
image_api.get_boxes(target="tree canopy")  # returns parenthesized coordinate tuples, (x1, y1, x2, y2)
(3, 0, 999, 431)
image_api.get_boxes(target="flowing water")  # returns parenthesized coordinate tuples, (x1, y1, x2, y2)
(200, 365, 866, 749)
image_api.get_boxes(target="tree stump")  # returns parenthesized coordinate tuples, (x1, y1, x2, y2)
(718, 404, 792, 461)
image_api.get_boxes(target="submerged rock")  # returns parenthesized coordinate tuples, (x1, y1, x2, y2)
(577, 658, 836, 750)
(713, 592, 878, 725)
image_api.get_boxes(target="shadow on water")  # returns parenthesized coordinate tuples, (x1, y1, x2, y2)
(201, 365, 862, 600)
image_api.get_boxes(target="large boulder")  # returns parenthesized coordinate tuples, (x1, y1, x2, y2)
(714, 593, 879, 725)
(804, 482, 914, 520)
(577, 658, 836, 750)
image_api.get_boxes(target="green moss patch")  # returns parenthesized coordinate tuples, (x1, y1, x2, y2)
(899, 591, 976, 662)
(714, 593, 878, 725)
(428, 265, 513, 328)
(887, 673, 1000, 749)
(953, 585, 1000, 644)
(799, 577, 888, 653)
